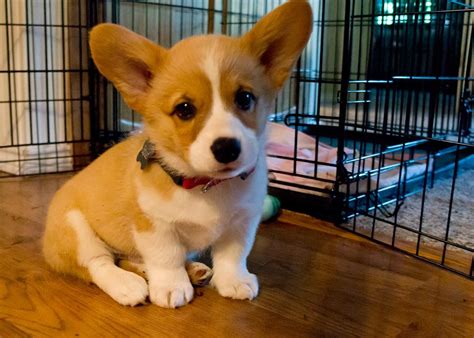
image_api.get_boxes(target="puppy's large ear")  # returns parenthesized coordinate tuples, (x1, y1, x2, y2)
(241, 0, 312, 90)
(89, 24, 166, 112)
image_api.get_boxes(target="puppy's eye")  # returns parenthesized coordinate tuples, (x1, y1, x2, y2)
(174, 102, 196, 121)
(235, 90, 255, 111)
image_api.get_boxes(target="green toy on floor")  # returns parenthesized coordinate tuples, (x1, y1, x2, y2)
(261, 195, 281, 222)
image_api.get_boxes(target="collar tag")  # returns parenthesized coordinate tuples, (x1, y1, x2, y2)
(137, 140, 156, 170)
(201, 179, 219, 193)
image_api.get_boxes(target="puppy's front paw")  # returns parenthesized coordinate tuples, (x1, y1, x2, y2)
(212, 272, 259, 300)
(148, 271, 194, 308)
(102, 269, 149, 306)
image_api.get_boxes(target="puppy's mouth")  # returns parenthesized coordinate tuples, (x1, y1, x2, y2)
(217, 167, 236, 173)
(207, 160, 257, 180)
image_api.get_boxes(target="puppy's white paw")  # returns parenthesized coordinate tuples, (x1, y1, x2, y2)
(212, 272, 259, 300)
(101, 269, 149, 306)
(148, 271, 194, 308)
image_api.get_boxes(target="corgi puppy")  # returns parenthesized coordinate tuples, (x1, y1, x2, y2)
(43, 0, 312, 308)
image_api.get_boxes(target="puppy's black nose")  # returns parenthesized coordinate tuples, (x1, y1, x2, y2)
(211, 137, 241, 164)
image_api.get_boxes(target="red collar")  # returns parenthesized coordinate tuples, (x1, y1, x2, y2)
(137, 140, 255, 192)
(183, 176, 221, 191)
(181, 167, 255, 192)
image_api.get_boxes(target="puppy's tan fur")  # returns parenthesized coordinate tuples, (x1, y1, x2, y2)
(43, 0, 312, 308)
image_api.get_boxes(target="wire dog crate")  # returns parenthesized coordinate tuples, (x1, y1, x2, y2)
(1, 0, 473, 278)
(0, 0, 91, 176)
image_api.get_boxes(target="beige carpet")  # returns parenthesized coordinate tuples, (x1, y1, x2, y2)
(351, 155, 474, 251)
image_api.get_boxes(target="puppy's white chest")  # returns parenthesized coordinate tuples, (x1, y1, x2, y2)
(136, 181, 237, 250)
(135, 159, 267, 251)
(173, 220, 220, 251)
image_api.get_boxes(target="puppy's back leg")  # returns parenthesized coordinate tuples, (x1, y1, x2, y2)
(66, 209, 148, 306)
(185, 261, 213, 287)
(118, 259, 213, 287)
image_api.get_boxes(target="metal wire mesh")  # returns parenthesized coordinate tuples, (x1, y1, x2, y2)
(0, 0, 91, 177)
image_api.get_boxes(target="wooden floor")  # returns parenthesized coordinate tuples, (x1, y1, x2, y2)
(0, 174, 472, 337)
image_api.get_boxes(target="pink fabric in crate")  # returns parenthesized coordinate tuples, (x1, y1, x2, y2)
(265, 122, 430, 194)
